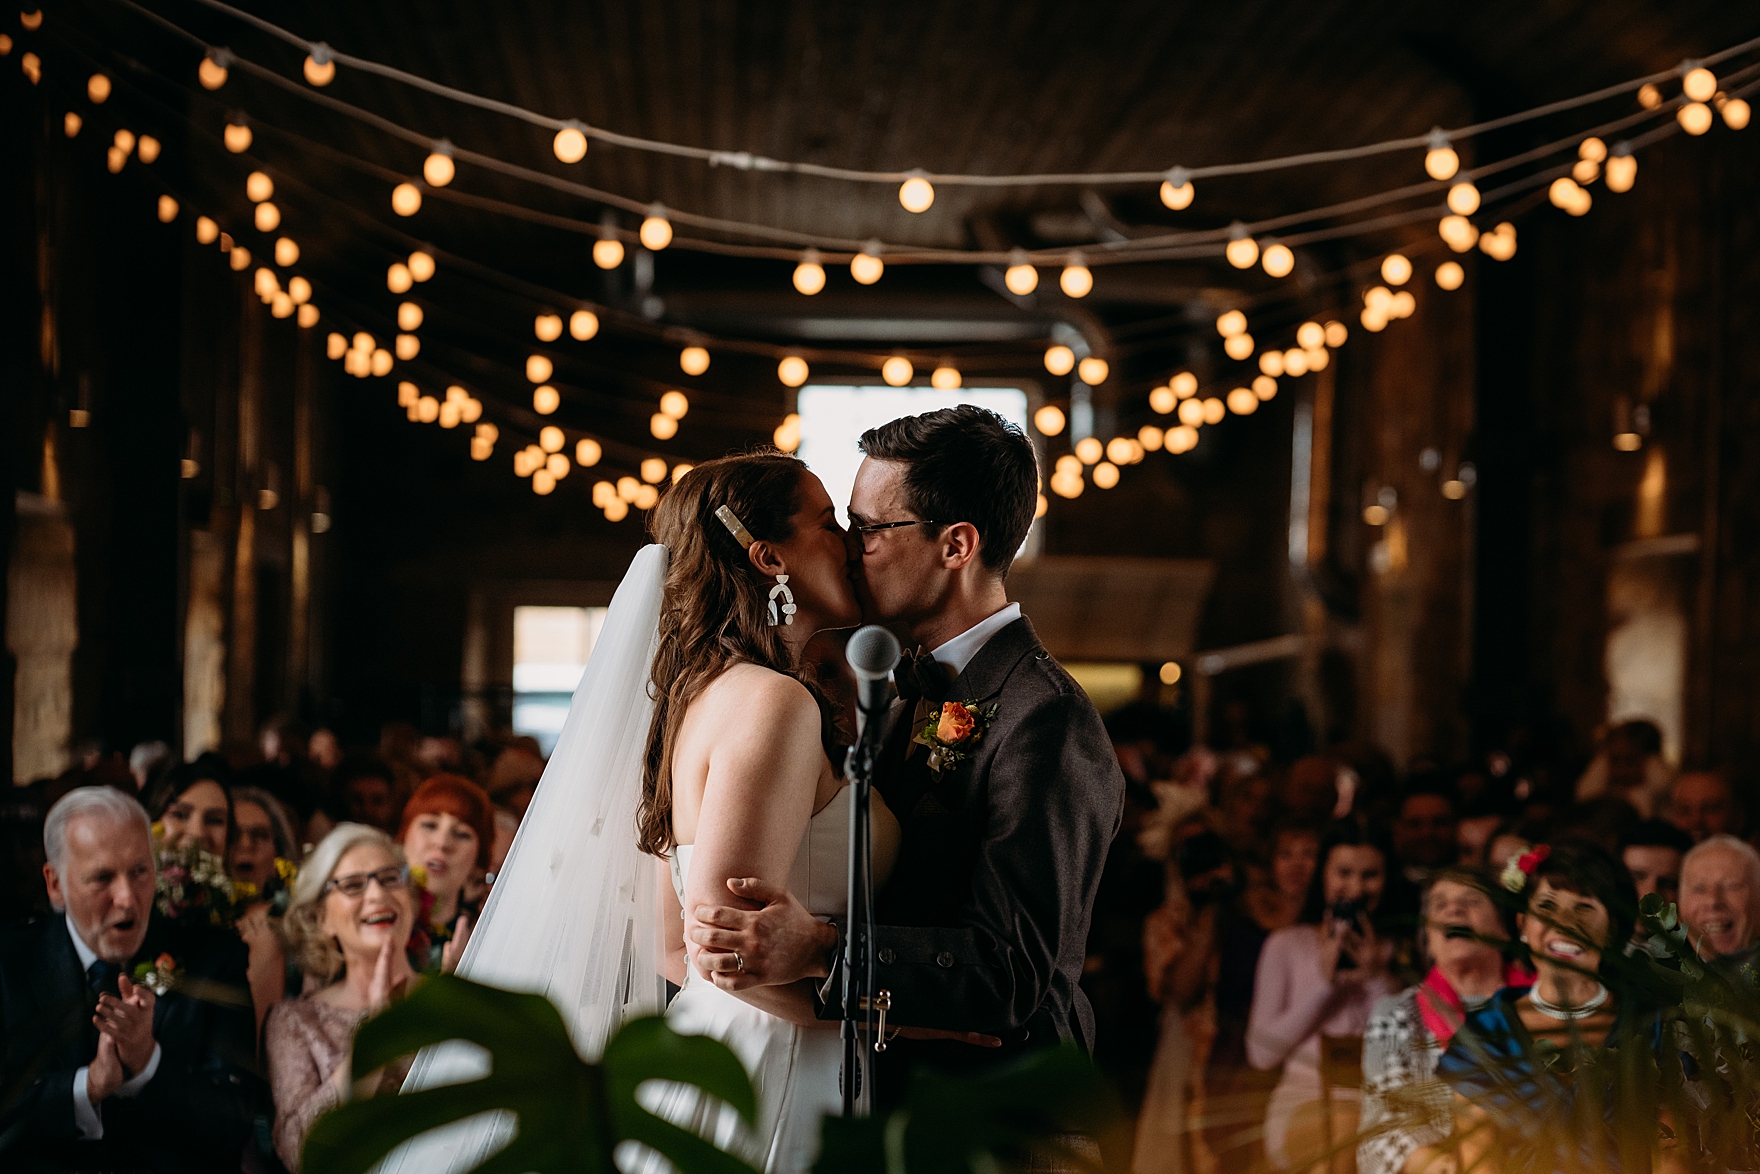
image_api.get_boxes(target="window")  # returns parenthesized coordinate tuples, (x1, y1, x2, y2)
(795, 385, 1030, 525)
(511, 605, 607, 753)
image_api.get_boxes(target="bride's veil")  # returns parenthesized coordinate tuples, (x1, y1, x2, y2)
(378, 543, 671, 1172)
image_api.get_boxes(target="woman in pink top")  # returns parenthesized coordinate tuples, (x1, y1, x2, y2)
(1247, 824, 1397, 1171)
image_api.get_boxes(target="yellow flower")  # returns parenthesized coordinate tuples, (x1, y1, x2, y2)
(234, 881, 259, 900)
(150, 821, 165, 840)
(410, 864, 429, 889)
(275, 857, 298, 882)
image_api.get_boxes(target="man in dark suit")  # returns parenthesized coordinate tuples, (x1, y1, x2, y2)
(689, 405, 1126, 1102)
(0, 786, 259, 1173)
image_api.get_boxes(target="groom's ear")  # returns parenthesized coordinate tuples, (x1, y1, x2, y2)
(747, 540, 786, 578)
(939, 521, 983, 571)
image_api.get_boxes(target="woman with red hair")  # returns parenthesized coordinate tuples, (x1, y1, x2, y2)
(398, 774, 492, 971)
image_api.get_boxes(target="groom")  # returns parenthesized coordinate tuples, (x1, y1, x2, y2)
(691, 405, 1125, 1103)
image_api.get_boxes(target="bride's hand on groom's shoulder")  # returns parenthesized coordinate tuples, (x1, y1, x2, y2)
(690, 877, 838, 990)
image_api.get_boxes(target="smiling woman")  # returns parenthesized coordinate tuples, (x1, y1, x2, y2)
(397, 775, 493, 967)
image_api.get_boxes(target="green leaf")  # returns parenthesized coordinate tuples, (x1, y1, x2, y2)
(605, 1016, 763, 1174)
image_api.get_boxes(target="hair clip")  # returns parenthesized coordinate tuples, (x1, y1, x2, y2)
(715, 505, 754, 549)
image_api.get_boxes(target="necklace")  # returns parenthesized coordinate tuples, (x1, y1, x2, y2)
(1527, 982, 1610, 1020)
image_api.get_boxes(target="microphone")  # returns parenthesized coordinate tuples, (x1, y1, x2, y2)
(845, 625, 901, 743)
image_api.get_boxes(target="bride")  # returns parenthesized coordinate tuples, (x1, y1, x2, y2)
(384, 452, 902, 1173)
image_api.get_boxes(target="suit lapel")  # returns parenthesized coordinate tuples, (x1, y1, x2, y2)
(946, 616, 1042, 708)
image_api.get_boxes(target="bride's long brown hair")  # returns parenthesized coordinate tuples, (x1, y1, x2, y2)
(637, 450, 838, 856)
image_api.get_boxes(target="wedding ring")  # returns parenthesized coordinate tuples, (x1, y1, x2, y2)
(735, 953, 745, 972)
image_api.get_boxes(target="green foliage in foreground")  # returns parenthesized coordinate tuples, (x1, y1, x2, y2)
(305, 974, 1125, 1174)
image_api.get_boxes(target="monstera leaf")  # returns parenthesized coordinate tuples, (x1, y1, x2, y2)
(813, 1045, 1127, 1174)
(303, 975, 759, 1174)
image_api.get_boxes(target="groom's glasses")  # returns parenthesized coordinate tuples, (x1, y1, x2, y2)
(848, 516, 939, 544)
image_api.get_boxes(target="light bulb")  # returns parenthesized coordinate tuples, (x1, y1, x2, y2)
(1438, 214, 1480, 253)
(20, 51, 38, 85)
(881, 356, 913, 386)
(1224, 235, 1258, 269)
(64, 112, 82, 137)
(329, 334, 350, 360)
(440, 401, 461, 429)
(1424, 130, 1459, 180)
(1325, 321, 1348, 348)
(660, 390, 690, 419)
(1033, 405, 1066, 436)
(671, 464, 692, 484)
(253, 202, 280, 232)
(391, 183, 422, 217)
(1075, 437, 1103, 464)
(112, 128, 134, 155)
(1216, 310, 1246, 337)
(1036, 494, 1049, 518)
(397, 302, 423, 331)
(1361, 307, 1388, 332)
(633, 484, 659, 510)
(470, 436, 493, 461)
(224, 122, 252, 153)
(387, 263, 413, 294)
(1055, 455, 1081, 476)
(639, 209, 672, 250)
(1149, 386, 1176, 414)
(416, 394, 438, 420)
(1159, 179, 1194, 210)
(850, 250, 884, 284)
(1227, 388, 1258, 415)
(1637, 83, 1662, 109)
(1678, 102, 1713, 136)
(198, 53, 228, 90)
(1549, 177, 1580, 209)
(641, 457, 668, 483)
(535, 314, 562, 342)
(1253, 375, 1278, 400)
(1077, 357, 1109, 385)
(1106, 437, 1134, 464)
(1722, 98, 1751, 130)
(792, 252, 826, 295)
(526, 354, 554, 383)
(395, 334, 419, 360)
(303, 52, 335, 86)
(1261, 243, 1294, 278)
(271, 292, 293, 319)
(1258, 350, 1284, 377)
(1447, 182, 1480, 215)
(668, 346, 707, 378)
(533, 470, 556, 496)
(1305, 346, 1328, 371)
(603, 497, 629, 521)
(408, 251, 435, 281)
(1381, 254, 1412, 285)
(1004, 261, 1038, 295)
(1683, 67, 1717, 103)
(1573, 158, 1600, 184)
(1605, 153, 1637, 192)
(156, 194, 178, 223)
(372, 349, 394, 377)
(106, 145, 126, 174)
(1092, 461, 1120, 489)
(1049, 472, 1083, 499)
(1139, 425, 1165, 451)
(353, 332, 374, 352)
(1223, 333, 1254, 361)
(288, 276, 311, 304)
(1043, 345, 1075, 376)
(777, 356, 809, 387)
(533, 385, 560, 414)
(274, 237, 298, 266)
(1297, 321, 1325, 349)
(1579, 137, 1608, 163)
(1435, 261, 1464, 290)
(569, 309, 599, 340)
(423, 148, 454, 188)
(230, 247, 251, 272)
(1060, 259, 1093, 298)
(1201, 398, 1225, 425)
(898, 175, 934, 213)
(196, 216, 218, 244)
(931, 364, 961, 390)
(463, 399, 484, 426)
(1284, 348, 1310, 376)
(774, 412, 802, 452)
(1178, 399, 1205, 426)
(1172, 371, 1199, 398)
(576, 438, 601, 466)
(593, 237, 624, 268)
(650, 413, 678, 439)
(553, 124, 588, 163)
(87, 73, 110, 103)
(137, 135, 160, 163)
(540, 426, 564, 453)
(246, 171, 273, 202)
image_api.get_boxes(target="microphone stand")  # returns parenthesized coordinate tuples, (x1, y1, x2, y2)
(840, 687, 889, 1117)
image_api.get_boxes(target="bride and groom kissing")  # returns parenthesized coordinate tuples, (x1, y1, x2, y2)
(397, 405, 1125, 1174)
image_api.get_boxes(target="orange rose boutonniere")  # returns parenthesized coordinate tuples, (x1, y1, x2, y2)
(914, 699, 998, 776)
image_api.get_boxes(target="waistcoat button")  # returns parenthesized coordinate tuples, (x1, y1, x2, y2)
(878, 948, 896, 965)
(935, 951, 955, 968)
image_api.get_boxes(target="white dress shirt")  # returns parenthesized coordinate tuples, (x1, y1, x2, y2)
(928, 602, 1022, 678)
(66, 912, 162, 1139)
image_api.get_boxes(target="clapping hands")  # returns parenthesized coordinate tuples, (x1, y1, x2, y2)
(87, 973, 156, 1102)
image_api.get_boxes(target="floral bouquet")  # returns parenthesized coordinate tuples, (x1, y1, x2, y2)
(151, 827, 253, 928)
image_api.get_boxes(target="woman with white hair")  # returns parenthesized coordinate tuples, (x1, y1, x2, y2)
(263, 824, 420, 1171)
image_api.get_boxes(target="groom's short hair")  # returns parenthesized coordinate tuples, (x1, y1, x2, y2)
(858, 405, 1037, 577)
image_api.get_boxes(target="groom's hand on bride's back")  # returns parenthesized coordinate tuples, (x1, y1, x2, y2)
(691, 876, 837, 989)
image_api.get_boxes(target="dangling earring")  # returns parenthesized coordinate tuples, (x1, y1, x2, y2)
(768, 574, 796, 626)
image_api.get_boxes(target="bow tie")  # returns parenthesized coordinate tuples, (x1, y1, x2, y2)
(893, 646, 955, 704)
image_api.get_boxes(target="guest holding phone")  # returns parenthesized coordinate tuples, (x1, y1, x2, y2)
(1247, 823, 1396, 1172)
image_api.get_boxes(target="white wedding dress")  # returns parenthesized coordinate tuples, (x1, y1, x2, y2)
(379, 544, 899, 1174)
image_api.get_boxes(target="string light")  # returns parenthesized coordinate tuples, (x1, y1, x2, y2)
(396, 334, 419, 360)
(634, 484, 659, 510)
(274, 237, 298, 266)
(639, 206, 672, 250)
(229, 246, 251, 271)
(1223, 333, 1254, 361)
(394, 303, 421, 331)
(603, 497, 629, 521)
(253, 201, 279, 231)
(1548, 176, 1592, 216)
(1075, 437, 1103, 464)
(1060, 256, 1093, 298)
(1149, 386, 1176, 414)
(1202, 397, 1225, 425)
(1381, 254, 1412, 285)
(1479, 222, 1517, 260)
(106, 145, 126, 174)
(1677, 102, 1713, 136)
(330, 334, 350, 360)
(423, 142, 455, 187)
(1227, 387, 1258, 415)
(1424, 129, 1458, 180)
(1604, 148, 1637, 192)
(527, 355, 553, 383)
(1167, 425, 1198, 454)
(850, 246, 884, 285)
(387, 263, 413, 293)
(64, 112, 81, 137)
(679, 345, 710, 375)
(353, 332, 375, 351)
(1178, 398, 1205, 426)
(553, 122, 588, 163)
(660, 390, 690, 419)
(1033, 405, 1066, 436)
(1683, 66, 1717, 103)
(898, 174, 934, 213)
(1092, 461, 1120, 489)
(289, 276, 311, 303)
(416, 394, 438, 420)
(533, 385, 560, 414)
(1436, 261, 1464, 290)
(593, 234, 624, 269)
(777, 356, 809, 387)
(1720, 96, 1752, 129)
(931, 363, 961, 390)
(1105, 437, 1135, 464)
(793, 250, 826, 295)
(20, 51, 38, 85)
(271, 292, 293, 319)
(1253, 375, 1278, 400)
(1258, 350, 1284, 377)
(641, 458, 667, 483)
(304, 44, 335, 86)
(1261, 243, 1295, 278)
(1172, 371, 1199, 398)
(1137, 425, 1164, 452)
(138, 134, 160, 163)
(569, 309, 599, 339)
(1390, 290, 1415, 318)
(372, 348, 394, 377)
(224, 119, 252, 153)
(576, 438, 601, 466)
(391, 183, 422, 216)
(1004, 250, 1038, 295)
(1216, 310, 1246, 337)
(1283, 348, 1309, 376)
(1637, 83, 1662, 109)
(87, 73, 110, 103)
(1296, 322, 1325, 349)
(539, 426, 564, 453)
(408, 251, 435, 281)
(113, 128, 135, 156)
(156, 194, 178, 222)
(650, 413, 678, 439)
(297, 304, 319, 328)
(672, 464, 693, 483)
(196, 216, 218, 244)
(1036, 494, 1049, 519)
(1447, 182, 1480, 215)
(534, 313, 562, 341)
(533, 470, 555, 495)
(1224, 225, 1258, 269)
(246, 171, 273, 202)
(1049, 468, 1083, 499)
(1044, 345, 1075, 376)
(198, 50, 229, 90)
(774, 413, 802, 452)
(881, 356, 914, 386)
(1438, 215, 1480, 253)
(1077, 357, 1109, 385)
(1159, 168, 1195, 209)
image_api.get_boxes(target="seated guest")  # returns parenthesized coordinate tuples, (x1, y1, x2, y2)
(1392, 784, 1460, 883)
(147, 761, 233, 857)
(1247, 823, 1397, 1171)
(398, 774, 491, 970)
(230, 786, 303, 1035)
(463, 805, 521, 909)
(1620, 818, 1693, 910)
(1667, 770, 1742, 843)
(1435, 842, 1639, 1174)
(486, 741, 546, 818)
(127, 741, 172, 794)
(1678, 834, 1760, 964)
(1358, 867, 1527, 1174)
(336, 758, 401, 833)
(265, 824, 420, 1171)
(1575, 719, 1672, 817)
(0, 787, 258, 1173)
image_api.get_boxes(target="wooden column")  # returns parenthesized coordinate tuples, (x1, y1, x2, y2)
(224, 291, 262, 750)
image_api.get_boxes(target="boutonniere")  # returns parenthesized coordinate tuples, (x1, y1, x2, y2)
(131, 952, 180, 995)
(913, 700, 998, 777)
